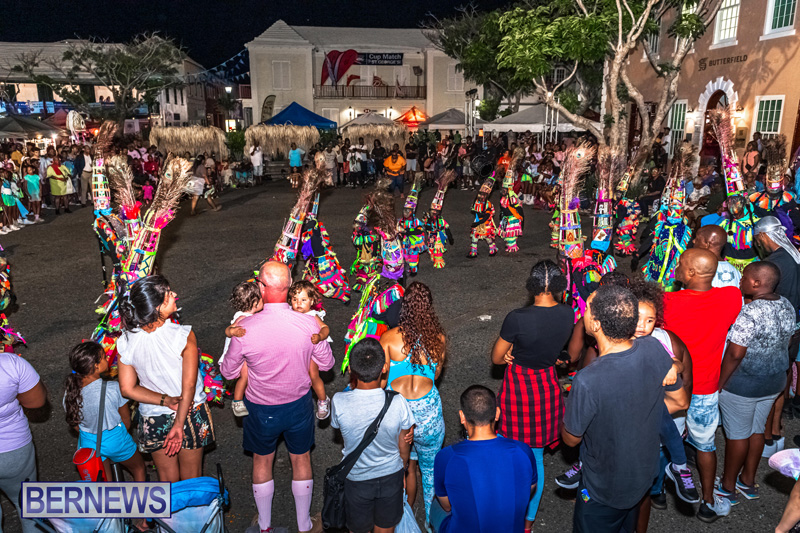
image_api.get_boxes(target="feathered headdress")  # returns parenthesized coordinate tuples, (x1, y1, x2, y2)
(709, 106, 743, 197)
(763, 134, 789, 193)
(430, 169, 456, 212)
(367, 178, 397, 238)
(590, 146, 616, 252)
(272, 157, 330, 264)
(502, 147, 526, 189)
(404, 175, 423, 212)
(659, 142, 698, 221)
(559, 142, 596, 259)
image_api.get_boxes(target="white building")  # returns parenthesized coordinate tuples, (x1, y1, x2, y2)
(244, 20, 481, 127)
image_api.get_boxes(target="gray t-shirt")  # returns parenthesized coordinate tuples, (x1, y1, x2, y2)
(726, 296, 794, 397)
(331, 388, 415, 481)
(62, 379, 129, 434)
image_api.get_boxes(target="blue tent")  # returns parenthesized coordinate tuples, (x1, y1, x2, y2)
(265, 102, 336, 129)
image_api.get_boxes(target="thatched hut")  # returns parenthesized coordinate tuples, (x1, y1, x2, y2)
(149, 125, 228, 159)
(340, 112, 408, 150)
(244, 124, 320, 159)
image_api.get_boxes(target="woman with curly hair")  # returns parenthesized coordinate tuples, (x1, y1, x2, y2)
(380, 281, 446, 526)
(491, 259, 574, 531)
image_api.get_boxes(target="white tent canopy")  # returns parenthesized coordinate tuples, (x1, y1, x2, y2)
(419, 108, 485, 131)
(487, 104, 602, 133)
(338, 112, 396, 130)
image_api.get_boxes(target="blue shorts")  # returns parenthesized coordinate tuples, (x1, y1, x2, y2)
(243, 391, 314, 456)
(686, 392, 719, 452)
(78, 424, 137, 463)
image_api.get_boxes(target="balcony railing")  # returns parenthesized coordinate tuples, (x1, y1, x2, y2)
(314, 85, 425, 99)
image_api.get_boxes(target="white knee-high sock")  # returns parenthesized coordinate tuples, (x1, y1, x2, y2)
(253, 480, 274, 531)
(292, 479, 313, 531)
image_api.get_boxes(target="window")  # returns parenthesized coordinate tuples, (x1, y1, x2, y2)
(165, 88, 170, 103)
(272, 61, 291, 90)
(646, 18, 661, 56)
(180, 89, 184, 105)
(321, 108, 339, 122)
(173, 113, 181, 121)
(553, 67, 567, 85)
(753, 96, 785, 138)
(764, 0, 797, 35)
(668, 100, 687, 157)
(714, 0, 740, 44)
(447, 64, 464, 92)
(173, 88, 178, 104)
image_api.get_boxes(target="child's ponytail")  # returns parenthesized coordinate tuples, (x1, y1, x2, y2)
(64, 341, 105, 428)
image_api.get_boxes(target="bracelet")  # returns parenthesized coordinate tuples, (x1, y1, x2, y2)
(160, 394, 166, 406)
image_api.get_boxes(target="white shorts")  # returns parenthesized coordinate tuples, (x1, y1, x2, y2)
(686, 392, 719, 452)
(406, 160, 417, 172)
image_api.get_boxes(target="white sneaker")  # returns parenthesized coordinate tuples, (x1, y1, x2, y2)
(316, 397, 331, 420)
(9, 225, 20, 231)
(697, 494, 731, 523)
(0, 228, 8, 234)
(763, 439, 779, 458)
(231, 400, 249, 417)
(20, 218, 34, 225)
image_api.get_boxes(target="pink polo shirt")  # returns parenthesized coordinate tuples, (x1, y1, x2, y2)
(221, 303, 334, 406)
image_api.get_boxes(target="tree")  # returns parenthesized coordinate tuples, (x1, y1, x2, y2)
(423, 6, 535, 114)
(495, 0, 722, 171)
(14, 34, 184, 128)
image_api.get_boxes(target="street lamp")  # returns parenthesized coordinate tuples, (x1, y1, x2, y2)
(225, 86, 232, 94)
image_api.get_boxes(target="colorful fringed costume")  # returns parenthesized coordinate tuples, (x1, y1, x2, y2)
(642, 143, 697, 290)
(301, 194, 351, 303)
(613, 155, 642, 255)
(750, 135, 795, 215)
(565, 250, 617, 321)
(424, 171, 455, 269)
(708, 108, 760, 272)
(344, 182, 405, 371)
(469, 175, 499, 257)
(590, 147, 617, 253)
(499, 190, 524, 253)
(351, 205, 381, 291)
(399, 177, 427, 274)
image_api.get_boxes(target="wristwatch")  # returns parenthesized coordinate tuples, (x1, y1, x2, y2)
(159, 394, 166, 406)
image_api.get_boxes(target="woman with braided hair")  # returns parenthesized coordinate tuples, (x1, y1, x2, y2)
(380, 282, 446, 527)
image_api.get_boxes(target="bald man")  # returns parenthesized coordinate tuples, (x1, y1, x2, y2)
(222, 261, 331, 533)
(663, 248, 743, 523)
(694, 225, 741, 288)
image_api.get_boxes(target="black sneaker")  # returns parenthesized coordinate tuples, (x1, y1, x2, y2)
(665, 462, 700, 503)
(650, 491, 667, 510)
(555, 461, 582, 489)
(696, 495, 731, 523)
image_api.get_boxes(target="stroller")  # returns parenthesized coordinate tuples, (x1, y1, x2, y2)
(35, 465, 229, 533)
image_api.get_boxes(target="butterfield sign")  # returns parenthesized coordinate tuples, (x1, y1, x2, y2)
(21, 482, 171, 518)
(698, 55, 747, 71)
(358, 53, 403, 65)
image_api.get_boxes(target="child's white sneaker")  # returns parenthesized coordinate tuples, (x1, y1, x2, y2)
(316, 397, 331, 420)
(231, 400, 249, 417)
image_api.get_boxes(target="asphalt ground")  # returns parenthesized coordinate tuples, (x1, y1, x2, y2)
(0, 177, 794, 533)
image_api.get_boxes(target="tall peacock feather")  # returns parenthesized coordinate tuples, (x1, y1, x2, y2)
(502, 147, 526, 189)
(763, 134, 788, 193)
(558, 142, 596, 259)
(272, 152, 332, 265)
(660, 142, 698, 220)
(708, 106, 744, 197)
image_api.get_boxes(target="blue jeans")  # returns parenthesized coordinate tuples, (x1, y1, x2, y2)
(660, 405, 687, 465)
(650, 449, 670, 495)
(526, 447, 544, 521)
(389, 173, 404, 193)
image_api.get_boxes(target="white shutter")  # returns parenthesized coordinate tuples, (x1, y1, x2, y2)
(272, 61, 291, 90)
(447, 64, 463, 92)
(393, 66, 410, 86)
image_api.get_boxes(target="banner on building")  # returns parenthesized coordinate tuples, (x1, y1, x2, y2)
(261, 95, 276, 123)
(321, 50, 404, 85)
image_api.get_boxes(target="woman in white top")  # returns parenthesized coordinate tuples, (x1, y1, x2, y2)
(118, 275, 214, 482)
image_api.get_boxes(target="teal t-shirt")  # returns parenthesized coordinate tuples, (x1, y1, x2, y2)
(25, 174, 41, 195)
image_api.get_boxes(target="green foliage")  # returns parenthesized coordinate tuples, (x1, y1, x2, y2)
(318, 129, 338, 148)
(478, 97, 502, 120)
(226, 130, 246, 161)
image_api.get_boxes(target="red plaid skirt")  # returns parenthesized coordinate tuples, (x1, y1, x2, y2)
(497, 363, 563, 448)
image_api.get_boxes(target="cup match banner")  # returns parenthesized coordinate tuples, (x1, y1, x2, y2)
(21, 482, 171, 519)
(321, 50, 404, 85)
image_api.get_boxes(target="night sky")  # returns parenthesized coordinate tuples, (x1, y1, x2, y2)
(0, 0, 508, 68)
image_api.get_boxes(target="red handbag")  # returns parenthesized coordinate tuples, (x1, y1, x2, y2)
(72, 380, 108, 482)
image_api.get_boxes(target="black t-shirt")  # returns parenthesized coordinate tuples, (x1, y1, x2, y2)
(405, 143, 417, 161)
(647, 176, 666, 194)
(499, 304, 574, 369)
(372, 146, 387, 162)
(563, 336, 682, 509)
(768, 247, 800, 316)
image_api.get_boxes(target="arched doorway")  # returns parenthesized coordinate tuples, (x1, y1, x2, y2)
(699, 90, 729, 169)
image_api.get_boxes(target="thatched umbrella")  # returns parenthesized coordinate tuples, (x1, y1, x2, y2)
(149, 125, 228, 159)
(340, 112, 408, 149)
(244, 124, 320, 158)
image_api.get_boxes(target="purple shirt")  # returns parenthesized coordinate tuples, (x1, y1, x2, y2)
(221, 303, 334, 406)
(0, 353, 40, 453)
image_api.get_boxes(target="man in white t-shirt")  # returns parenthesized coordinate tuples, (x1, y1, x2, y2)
(323, 144, 337, 181)
(694, 225, 742, 288)
(250, 141, 264, 180)
(350, 137, 369, 188)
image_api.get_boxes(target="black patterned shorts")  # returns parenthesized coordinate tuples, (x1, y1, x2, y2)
(139, 403, 215, 453)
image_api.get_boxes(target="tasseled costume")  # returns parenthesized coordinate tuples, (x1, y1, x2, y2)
(399, 176, 427, 274)
(301, 200, 351, 303)
(499, 190, 524, 253)
(350, 205, 381, 292)
(750, 135, 795, 215)
(469, 174, 499, 257)
(424, 214, 453, 268)
(614, 199, 641, 255)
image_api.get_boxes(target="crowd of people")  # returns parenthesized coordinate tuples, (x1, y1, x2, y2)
(4, 117, 800, 533)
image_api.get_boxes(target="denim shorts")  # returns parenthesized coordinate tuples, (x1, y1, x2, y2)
(686, 392, 719, 452)
(243, 391, 314, 456)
